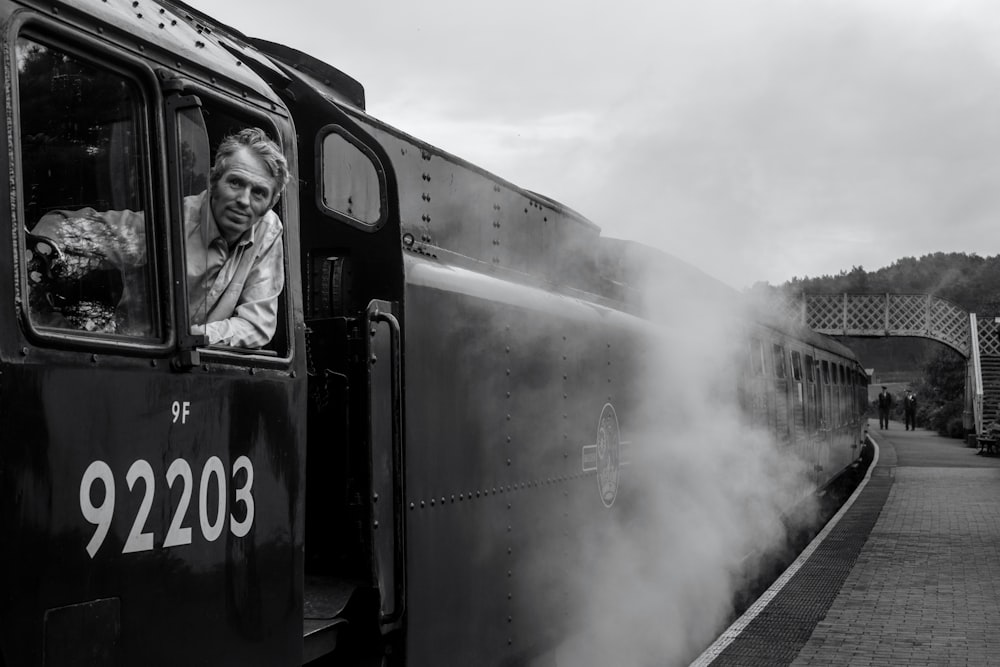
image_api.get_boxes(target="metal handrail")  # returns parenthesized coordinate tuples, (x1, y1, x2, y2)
(970, 313, 984, 435)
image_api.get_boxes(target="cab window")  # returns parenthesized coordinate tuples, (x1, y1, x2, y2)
(170, 101, 290, 356)
(318, 125, 386, 230)
(18, 36, 159, 340)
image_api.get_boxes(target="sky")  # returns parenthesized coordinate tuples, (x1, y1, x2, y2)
(191, 0, 1000, 289)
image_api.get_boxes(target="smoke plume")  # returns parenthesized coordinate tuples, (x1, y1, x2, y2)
(542, 250, 819, 666)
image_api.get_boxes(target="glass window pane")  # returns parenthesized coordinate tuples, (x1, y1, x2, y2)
(19, 37, 157, 338)
(773, 344, 786, 379)
(790, 350, 803, 382)
(321, 131, 382, 225)
(176, 107, 212, 332)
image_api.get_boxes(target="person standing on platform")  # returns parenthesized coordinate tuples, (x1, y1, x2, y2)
(904, 389, 917, 431)
(878, 386, 892, 429)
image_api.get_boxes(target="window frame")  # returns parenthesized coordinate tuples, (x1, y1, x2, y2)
(13, 23, 170, 354)
(790, 350, 803, 382)
(315, 123, 388, 232)
(164, 83, 296, 366)
(772, 343, 787, 379)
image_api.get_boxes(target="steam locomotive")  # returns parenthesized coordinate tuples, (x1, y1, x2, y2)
(0, 0, 869, 664)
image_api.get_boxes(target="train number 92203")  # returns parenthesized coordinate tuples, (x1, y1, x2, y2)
(79, 456, 255, 558)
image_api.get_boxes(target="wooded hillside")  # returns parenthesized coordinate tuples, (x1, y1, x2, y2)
(770, 252, 1000, 316)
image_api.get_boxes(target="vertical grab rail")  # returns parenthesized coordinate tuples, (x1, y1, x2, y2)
(368, 301, 406, 629)
(969, 313, 984, 436)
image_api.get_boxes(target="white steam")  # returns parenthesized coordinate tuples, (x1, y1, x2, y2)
(547, 264, 818, 666)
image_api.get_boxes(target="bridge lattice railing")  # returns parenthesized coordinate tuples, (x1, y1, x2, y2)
(785, 293, 972, 357)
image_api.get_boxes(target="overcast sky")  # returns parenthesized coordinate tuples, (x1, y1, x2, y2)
(193, 0, 1000, 289)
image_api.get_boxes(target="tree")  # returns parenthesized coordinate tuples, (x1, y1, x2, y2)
(909, 348, 966, 438)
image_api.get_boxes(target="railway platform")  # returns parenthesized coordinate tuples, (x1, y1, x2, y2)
(691, 418, 1000, 666)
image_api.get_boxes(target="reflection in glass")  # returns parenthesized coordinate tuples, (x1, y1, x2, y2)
(176, 107, 211, 331)
(18, 37, 157, 338)
(322, 132, 382, 225)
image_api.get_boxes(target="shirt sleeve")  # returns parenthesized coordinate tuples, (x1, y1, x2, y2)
(204, 215, 285, 349)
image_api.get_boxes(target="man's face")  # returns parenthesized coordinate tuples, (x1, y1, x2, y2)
(210, 146, 277, 245)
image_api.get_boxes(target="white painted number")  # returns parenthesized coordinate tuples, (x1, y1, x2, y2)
(79, 457, 256, 558)
(80, 461, 115, 558)
(122, 460, 155, 553)
(163, 459, 193, 547)
(199, 456, 226, 542)
(230, 455, 255, 538)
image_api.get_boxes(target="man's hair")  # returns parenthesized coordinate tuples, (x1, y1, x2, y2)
(209, 127, 290, 206)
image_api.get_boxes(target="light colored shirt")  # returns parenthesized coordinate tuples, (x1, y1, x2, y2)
(183, 191, 284, 348)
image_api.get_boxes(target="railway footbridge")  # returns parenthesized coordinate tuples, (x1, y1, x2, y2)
(782, 293, 996, 435)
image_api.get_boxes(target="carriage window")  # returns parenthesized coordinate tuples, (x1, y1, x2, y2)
(18, 37, 158, 339)
(790, 350, 803, 381)
(749, 338, 765, 376)
(804, 354, 815, 382)
(772, 344, 787, 379)
(320, 126, 385, 229)
(821, 360, 830, 384)
(839, 364, 847, 384)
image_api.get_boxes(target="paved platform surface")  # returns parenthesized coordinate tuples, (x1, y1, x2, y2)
(692, 419, 1000, 666)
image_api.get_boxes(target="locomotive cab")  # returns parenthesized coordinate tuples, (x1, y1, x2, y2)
(8, 4, 409, 662)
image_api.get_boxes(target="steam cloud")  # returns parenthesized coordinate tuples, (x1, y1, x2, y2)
(543, 259, 819, 666)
